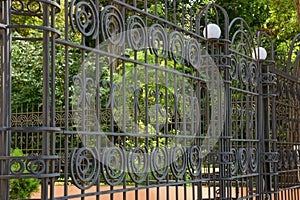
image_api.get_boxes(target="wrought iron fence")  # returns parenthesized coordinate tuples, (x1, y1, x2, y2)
(0, 0, 300, 199)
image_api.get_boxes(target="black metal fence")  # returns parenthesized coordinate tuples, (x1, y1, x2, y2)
(0, 0, 300, 199)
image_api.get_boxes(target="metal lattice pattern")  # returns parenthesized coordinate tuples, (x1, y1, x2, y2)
(0, 0, 300, 200)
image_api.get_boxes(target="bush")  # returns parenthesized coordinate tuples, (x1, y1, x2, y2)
(9, 148, 40, 199)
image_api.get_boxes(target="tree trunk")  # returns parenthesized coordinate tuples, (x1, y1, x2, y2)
(294, 0, 300, 26)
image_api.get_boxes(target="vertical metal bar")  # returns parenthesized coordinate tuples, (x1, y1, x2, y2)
(81, 35, 86, 200)
(271, 69, 277, 200)
(64, 0, 70, 196)
(262, 63, 271, 199)
(143, 1, 149, 200)
(0, 0, 11, 198)
(50, 4, 57, 199)
(95, 0, 100, 198)
(256, 32, 265, 200)
(134, 49, 138, 200)
(220, 38, 230, 199)
(155, 54, 160, 200)
(42, 2, 51, 199)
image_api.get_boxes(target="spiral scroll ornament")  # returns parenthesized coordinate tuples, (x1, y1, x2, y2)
(10, 159, 25, 175)
(27, 0, 41, 13)
(12, 0, 25, 12)
(283, 149, 289, 169)
(170, 146, 186, 179)
(149, 24, 167, 57)
(128, 147, 148, 183)
(150, 146, 168, 180)
(188, 146, 202, 177)
(238, 58, 249, 84)
(169, 31, 185, 64)
(231, 148, 238, 174)
(100, 5, 124, 45)
(127, 15, 147, 51)
(249, 148, 258, 172)
(70, 147, 100, 190)
(238, 148, 248, 174)
(102, 146, 126, 186)
(73, 76, 94, 106)
(70, 0, 99, 38)
(248, 62, 258, 86)
(230, 54, 238, 80)
(9, 156, 60, 178)
(186, 38, 200, 68)
(12, 0, 42, 14)
(27, 159, 46, 175)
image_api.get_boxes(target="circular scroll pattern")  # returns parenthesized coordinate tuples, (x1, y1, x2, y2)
(230, 54, 258, 87)
(276, 148, 300, 170)
(238, 148, 248, 174)
(27, 159, 46, 175)
(186, 38, 200, 68)
(230, 54, 238, 80)
(70, 147, 100, 190)
(127, 15, 147, 50)
(150, 146, 168, 180)
(12, 0, 42, 14)
(283, 149, 289, 169)
(169, 31, 185, 64)
(100, 5, 124, 45)
(249, 148, 258, 172)
(231, 148, 238, 174)
(11, 0, 25, 12)
(70, 0, 98, 38)
(170, 146, 186, 179)
(238, 58, 249, 84)
(27, 0, 41, 13)
(149, 24, 167, 57)
(249, 62, 258, 86)
(128, 147, 148, 183)
(10, 159, 25, 175)
(188, 146, 201, 177)
(102, 146, 125, 186)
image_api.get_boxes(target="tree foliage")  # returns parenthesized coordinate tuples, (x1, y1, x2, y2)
(10, 0, 300, 108)
(216, 0, 300, 64)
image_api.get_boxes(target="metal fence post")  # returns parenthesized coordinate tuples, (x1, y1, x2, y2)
(257, 31, 276, 199)
(41, 2, 51, 199)
(0, 0, 11, 199)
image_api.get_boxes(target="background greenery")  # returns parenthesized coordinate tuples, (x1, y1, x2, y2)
(11, 0, 300, 107)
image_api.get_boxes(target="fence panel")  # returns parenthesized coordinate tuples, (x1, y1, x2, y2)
(1, 0, 300, 200)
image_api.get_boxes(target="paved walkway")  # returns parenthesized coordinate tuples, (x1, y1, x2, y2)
(31, 185, 250, 199)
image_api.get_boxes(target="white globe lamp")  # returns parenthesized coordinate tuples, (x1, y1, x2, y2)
(203, 23, 221, 39)
(252, 47, 267, 60)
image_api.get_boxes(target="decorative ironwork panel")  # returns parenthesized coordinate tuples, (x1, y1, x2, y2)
(271, 34, 300, 200)
(2, 0, 300, 199)
(228, 18, 261, 199)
